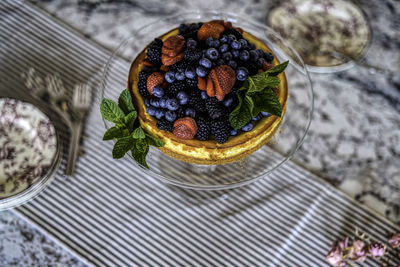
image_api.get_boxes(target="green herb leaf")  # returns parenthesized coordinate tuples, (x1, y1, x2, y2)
(229, 91, 253, 130)
(145, 133, 165, 147)
(265, 60, 289, 76)
(118, 89, 135, 115)
(132, 127, 145, 139)
(103, 126, 125, 140)
(131, 144, 149, 169)
(100, 98, 125, 123)
(247, 76, 281, 94)
(112, 136, 134, 159)
(124, 110, 138, 131)
(252, 89, 282, 117)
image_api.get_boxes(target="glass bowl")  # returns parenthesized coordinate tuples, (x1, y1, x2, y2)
(101, 11, 314, 190)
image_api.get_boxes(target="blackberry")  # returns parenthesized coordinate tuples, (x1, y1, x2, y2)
(176, 107, 185, 118)
(188, 90, 206, 113)
(211, 119, 230, 144)
(167, 81, 186, 97)
(170, 60, 191, 72)
(205, 97, 224, 119)
(179, 23, 202, 40)
(241, 62, 258, 76)
(224, 28, 243, 40)
(195, 116, 211, 141)
(147, 38, 163, 65)
(138, 70, 150, 97)
(156, 118, 174, 132)
(183, 48, 202, 61)
(185, 78, 198, 89)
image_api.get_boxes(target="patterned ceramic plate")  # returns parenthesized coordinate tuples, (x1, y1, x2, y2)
(0, 98, 60, 210)
(267, 0, 371, 73)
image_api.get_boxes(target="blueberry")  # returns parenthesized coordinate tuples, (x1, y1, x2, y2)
(249, 50, 259, 61)
(159, 96, 168, 108)
(206, 37, 214, 47)
(150, 98, 160, 108)
(177, 91, 189, 105)
(196, 66, 207, 77)
(175, 71, 185, 81)
(165, 110, 177, 122)
(239, 50, 250, 61)
(200, 91, 208, 100)
(155, 109, 165, 119)
(227, 60, 237, 69)
(236, 67, 249, 81)
(152, 86, 164, 98)
(220, 35, 228, 43)
(239, 39, 248, 48)
(242, 122, 253, 132)
(216, 59, 225, 66)
(187, 38, 197, 48)
(144, 97, 151, 107)
(257, 58, 265, 68)
(230, 129, 239, 136)
(185, 107, 196, 118)
(252, 113, 262, 121)
(211, 39, 220, 48)
(232, 50, 239, 59)
(249, 43, 256, 50)
(256, 49, 265, 57)
(219, 43, 229, 53)
(165, 71, 176, 83)
(199, 58, 212, 69)
(223, 96, 233, 107)
(166, 98, 179, 111)
(222, 52, 233, 61)
(227, 34, 236, 44)
(146, 106, 156, 116)
(185, 67, 196, 79)
(231, 40, 241, 50)
(206, 48, 219, 61)
(264, 52, 274, 62)
(261, 111, 271, 117)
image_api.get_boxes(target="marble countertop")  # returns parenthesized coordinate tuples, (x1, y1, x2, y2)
(1, 0, 399, 265)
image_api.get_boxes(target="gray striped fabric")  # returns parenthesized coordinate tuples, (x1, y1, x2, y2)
(1, 1, 399, 266)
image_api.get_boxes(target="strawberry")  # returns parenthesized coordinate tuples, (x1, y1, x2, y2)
(211, 65, 236, 101)
(197, 21, 226, 41)
(146, 72, 164, 94)
(173, 117, 198, 140)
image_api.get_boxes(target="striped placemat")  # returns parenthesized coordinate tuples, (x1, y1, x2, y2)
(1, 1, 399, 266)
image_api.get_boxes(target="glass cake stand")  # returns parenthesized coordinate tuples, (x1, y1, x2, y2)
(101, 11, 314, 190)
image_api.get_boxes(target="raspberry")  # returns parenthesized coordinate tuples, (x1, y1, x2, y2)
(211, 119, 230, 144)
(147, 38, 163, 65)
(205, 97, 224, 119)
(183, 48, 202, 61)
(195, 116, 211, 141)
(156, 118, 174, 132)
(185, 78, 198, 89)
(167, 81, 186, 97)
(223, 28, 243, 40)
(188, 90, 206, 113)
(138, 70, 151, 97)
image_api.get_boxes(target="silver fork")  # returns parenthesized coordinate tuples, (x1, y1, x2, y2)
(65, 83, 92, 175)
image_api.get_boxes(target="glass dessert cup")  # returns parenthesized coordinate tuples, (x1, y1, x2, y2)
(101, 12, 314, 190)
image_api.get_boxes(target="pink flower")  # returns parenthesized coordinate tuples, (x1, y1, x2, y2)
(388, 233, 400, 248)
(369, 242, 386, 257)
(349, 240, 367, 262)
(326, 238, 348, 266)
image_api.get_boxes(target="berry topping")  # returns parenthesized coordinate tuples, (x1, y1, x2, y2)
(166, 98, 180, 111)
(188, 91, 206, 113)
(150, 98, 160, 108)
(186, 38, 197, 48)
(223, 96, 233, 107)
(205, 97, 224, 119)
(147, 38, 163, 65)
(147, 72, 164, 94)
(200, 91, 208, 100)
(219, 43, 229, 53)
(162, 35, 186, 56)
(159, 96, 168, 108)
(236, 67, 249, 81)
(197, 76, 206, 91)
(211, 65, 236, 101)
(155, 109, 165, 119)
(262, 62, 274, 71)
(165, 110, 177, 122)
(183, 48, 202, 61)
(185, 107, 196, 118)
(211, 119, 230, 144)
(261, 111, 271, 117)
(200, 58, 212, 69)
(167, 81, 186, 97)
(230, 129, 239, 136)
(173, 117, 198, 140)
(227, 60, 237, 69)
(224, 28, 243, 40)
(185, 78, 197, 89)
(249, 50, 259, 61)
(206, 48, 219, 61)
(231, 40, 241, 50)
(175, 71, 185, 81)
(165, 71, 176, 83)
(157, 118, 174, 132)
(242, 122, 254, 132)
(239, 50, 250, 61)
(138, 70, 151, 97)
(184, 67, 196, 79)
(252, 113, 262, 121)
(195, 116, 211, 141)
(152, 86, 165, 98)
(257, 58, 265, 68)
(162, 52, 184, 66)
(264, 52, 274, 62)
(146, 106, 156, 116)
(220, 35, 228, 43)
(196, 66, 208, 77)
(222, 52, 233, 61)
(197, 21, 226, 41)
(177, 91, 189, 105)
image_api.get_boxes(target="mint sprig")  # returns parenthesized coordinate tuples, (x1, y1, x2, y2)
(229, 61, 288, 130)
(100, 89, 164, 168)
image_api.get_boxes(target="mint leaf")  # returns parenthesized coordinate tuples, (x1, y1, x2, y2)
(247, 76, 281, 94)
(265, 60, 289, 76)
(145, 133, 165, 147)
(131, 145, 149, 169)
(252, 89, 282, 117)
(132, 127, 145, 139)
(103, 126, 125, 140)
(100, 98, 125, 123)
(229, 91, 253, 130)
(124, 110, 138, 131)
(118, 89, 135, 115)
(112, 136, 134, 159)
